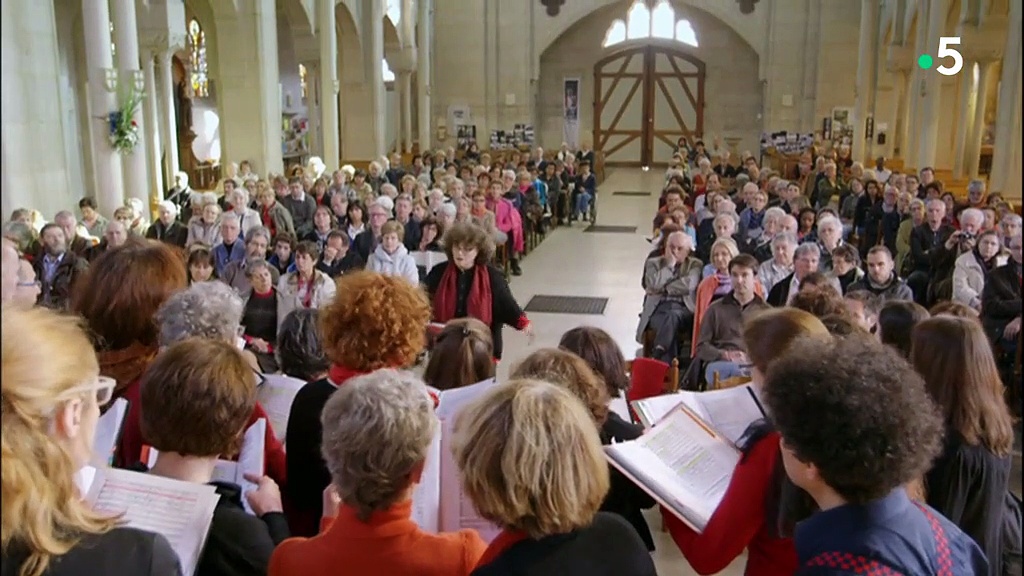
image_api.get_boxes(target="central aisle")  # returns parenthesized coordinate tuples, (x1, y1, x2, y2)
(498, 168, 748, 576)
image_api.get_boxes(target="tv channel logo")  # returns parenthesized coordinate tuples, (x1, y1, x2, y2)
(918, 37, 964, 76)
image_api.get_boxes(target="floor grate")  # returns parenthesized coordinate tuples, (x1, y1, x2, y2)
(523, 295, 609, 315)
(612, 191, 653, 197)
(584, 224, 638, 234)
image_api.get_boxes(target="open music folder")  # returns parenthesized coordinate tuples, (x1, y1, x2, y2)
(631, 383, 766, 446)
(83, 466, 219, 576)
(411, 378, 503, 543)
(605, 404, 741, 533)
(92, 398, 129, 467)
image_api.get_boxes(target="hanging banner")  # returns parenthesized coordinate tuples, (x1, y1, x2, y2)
(563, 77, 580, 149)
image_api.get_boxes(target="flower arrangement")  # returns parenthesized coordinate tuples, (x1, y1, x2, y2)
(108, 88, 143, 154)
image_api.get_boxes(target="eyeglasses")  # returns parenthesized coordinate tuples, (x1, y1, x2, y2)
(62, 376, 116, 406)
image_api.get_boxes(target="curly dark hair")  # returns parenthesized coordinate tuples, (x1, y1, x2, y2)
(763, 335, 943, 505)
(319, 271, 431, 370)
(443, 222, 495, 265)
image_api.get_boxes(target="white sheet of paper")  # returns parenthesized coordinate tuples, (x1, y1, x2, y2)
(678, 385, 765, 446)
(256, 375, 305, 445)
(92, 398, 129, 466)
(86, 467, 219, 576)
(411, 427, 442, 532)
(233, 419, 266, 514)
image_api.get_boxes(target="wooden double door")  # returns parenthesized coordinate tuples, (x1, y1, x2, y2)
(594, 45, 705, 167)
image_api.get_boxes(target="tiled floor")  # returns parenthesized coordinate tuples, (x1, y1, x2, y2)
(499, 168, 748, 576)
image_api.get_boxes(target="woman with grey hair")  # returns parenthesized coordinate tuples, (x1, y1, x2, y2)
(152, 278, 289, 485)
(436, 202, 457, 232)
(241, 257, 286, 372)
(269, 368, 487, 573)
(758, 231, 797, 292)
(145, 200, 188, 248)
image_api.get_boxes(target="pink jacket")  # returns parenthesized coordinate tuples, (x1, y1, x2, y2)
(491, 198, 524, 253)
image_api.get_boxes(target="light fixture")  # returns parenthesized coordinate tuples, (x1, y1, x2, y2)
(103, 68, 118, 92)
(132, 70, 146, 94)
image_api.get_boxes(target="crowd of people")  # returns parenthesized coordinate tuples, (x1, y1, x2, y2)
(1, 142, 1021, 576)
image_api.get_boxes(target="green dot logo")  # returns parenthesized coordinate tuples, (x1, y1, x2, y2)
(918, 54, 934, 69)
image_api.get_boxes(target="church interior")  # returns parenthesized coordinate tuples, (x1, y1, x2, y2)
(1, 0, 1022, 575)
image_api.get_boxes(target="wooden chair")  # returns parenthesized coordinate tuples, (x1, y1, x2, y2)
(711, 372, 753, 391)
(495, 243, 510, 278)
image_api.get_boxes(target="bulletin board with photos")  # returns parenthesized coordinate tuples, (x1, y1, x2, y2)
(456, 125, 477, 149)
(489, 124, 535, 150)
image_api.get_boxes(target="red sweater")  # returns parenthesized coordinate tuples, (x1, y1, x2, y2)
(115, 378, 288, 487)
(661, 432, 797, 576)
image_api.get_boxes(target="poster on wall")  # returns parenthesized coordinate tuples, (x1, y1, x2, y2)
(829, 107, 854, 148)
(456, 125, 477, 149)
(563, 78, 580, 149)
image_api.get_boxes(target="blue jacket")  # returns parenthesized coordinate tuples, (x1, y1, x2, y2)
(795, 489, 988, 575)
(212, 240, 247, 277)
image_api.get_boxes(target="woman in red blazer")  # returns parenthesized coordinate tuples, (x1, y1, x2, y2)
(662, 308, 830, 575)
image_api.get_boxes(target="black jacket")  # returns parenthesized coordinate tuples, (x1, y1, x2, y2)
(316, 251, 364, 278)
(198, 482, 290, 576)
(980, 261, 1022, 337)
(146, 221, 189, 248)
(352, 230, 379, 262)
(424, 263, 525, 359)
(284, 378, 337, 537)
(1, 527, 180, 576)
(909, 223, 955, 274)
(766, 273, 795, 307)
(471, 513, 657, 576)
(600, 414, 656, 551)
(33, 251, 88, 310)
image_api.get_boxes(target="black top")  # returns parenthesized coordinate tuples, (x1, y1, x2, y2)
(424, 264, 526, 359)
(1, 527, 180, 576)
(925, 432, 1015, 576)
(352, 230, 379, 262)
(242, 291, 278, 343)
(980, 261, 1022, 335)
(283, 378, 337, 537)
(146, 221, 189, 248)
(599, 414, 656, 551)
(317, 251, 364, 278)
(199, 482, 290, 576)
(767, 273, 795, 307)
(471, 512, 657, 576)
(909, 223, 955, 273)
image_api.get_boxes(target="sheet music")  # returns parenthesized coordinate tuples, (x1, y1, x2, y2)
(411, 427, 441, 532)
(92, 398, 129, 466)
(609, 392, 630, 423)
(679, 385, 765, 446)
(234, 419, 267, 515)
(632, 394, 686, 429)
(605, 408, 740, 532)
(86, 468, 219, 576)
(256, 375, 305, 445)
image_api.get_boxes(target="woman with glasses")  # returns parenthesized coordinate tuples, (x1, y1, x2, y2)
(424, 222, 532, 360)
(1, 306, 182, 576)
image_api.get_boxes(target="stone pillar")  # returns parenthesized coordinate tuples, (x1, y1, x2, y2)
(952, 61, 978, 179)
(303, 61, 322, 160)
(990, 0, 1022, 195)
(893, 70, 911, 158)
(363, 0, 386, 159)
(142, 52, 163, 214)
(853, 0, 879, 162)
(319, 0, 339, 168)
(112, 0, 150, 207)
(416, 0, 432, 150)
(155, 51, 179, 188)
(965, 60, 995, 178)
(916, 0, 948, 170)
(82, 0, 124, 215)
(400, 72, 413, 153)
(907, 6, 929, 167)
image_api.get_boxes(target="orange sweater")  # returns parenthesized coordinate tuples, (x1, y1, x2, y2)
(269, 500, 486, 576)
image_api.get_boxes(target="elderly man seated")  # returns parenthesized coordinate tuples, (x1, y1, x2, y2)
(766, 243, 841, 306)
(637, 230, 702, 364)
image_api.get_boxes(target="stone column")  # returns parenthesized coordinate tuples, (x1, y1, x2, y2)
(916, 0, 948, 170)
(907, 5, 929, 167)
(400, 72, 413, 153)
(319, 0, 339, 168)
(303, 61, 322, 160)
(142, 52, 163, 214)
(893, 70, 911, 158)
(363, 0, 386, 159)
(965, 60, 995, 178)
(155, 51, 179, 188)
(990, 0, 1022, 195)
(416, 0, 432, 150)
(952, 61, 978, 178)
(82, 0, 124, 215)
(853, 0, 879, 162)
(112, 0, 150, 207)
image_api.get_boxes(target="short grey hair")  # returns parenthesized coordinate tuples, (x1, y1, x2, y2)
(763, 206, 787, 225)
(54, 210, 75, 223)
(794, 242, 822, 260)
(967, 179, 986, 194)
(734, 173, 751, 187)
(220, 212, 240, 226)
(321, 369, 437, 520)
(502, 169, 517, 180)
(772, 231, 798, 247)
(714, 212, 738, 228)
(437, 203, 456, 218)
(664, 229, 694, 252)
(157, 200, 178, 216)
(816, 215, 842, 233)
(276, 309, 329, 381)
(156, 281, 244, 347)
(1001, 214, 1022, 227)
(960, 208, 984, 226)
(742, 182, 759, 196)
(243, 257, 271, 278)
(245, 225, 271, 245)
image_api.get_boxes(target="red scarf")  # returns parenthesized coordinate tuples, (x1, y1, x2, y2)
(476, 529, 529, 568)
(328, 364, 439, 407)
(432, 263, 493, 326)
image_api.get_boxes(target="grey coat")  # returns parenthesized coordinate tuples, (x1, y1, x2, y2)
(636, 256, 702, 342)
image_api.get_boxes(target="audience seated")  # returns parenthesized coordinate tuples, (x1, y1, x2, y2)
(33, 223, 89, 310)
(221, 227, 277, 294)
(454, 379, 657, 576)
(767, 243, 834, 306)
(953, 229, 1007, 312)
(277, 241, 336, 315)
(271, 369, 486, 576)
(907, 199, 956, 305)
(757, 231, 796, 292)
(1, 307, 181, 576)
(980, 233, 1022, 354)
(422, 318, 496, 391)
(763, 335, 988, 574)
(637, 230, 701, 364)
(829, 244, 864, 294)
(367, 221, 419, 284)
(212, 213, 247, 277)
(847, 245, 913, 302)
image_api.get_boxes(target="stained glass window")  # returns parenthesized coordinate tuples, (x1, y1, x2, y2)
(188, 18, 209, 98)
(386, 0, 401, 24)
(603, 0, 699, 48)
(299, 64, 308, 99)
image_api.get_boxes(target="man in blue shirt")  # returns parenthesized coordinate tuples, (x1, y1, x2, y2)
(763, 335, 989, 575)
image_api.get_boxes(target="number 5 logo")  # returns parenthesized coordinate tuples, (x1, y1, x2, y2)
(937, 37, 963, 76)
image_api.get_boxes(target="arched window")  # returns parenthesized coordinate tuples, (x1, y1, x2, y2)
(386, 0, 401, 24)
(299, 64, 308, 99)
(188, 18, 209, 98)
(603, 0, 699, 48)
(382, 59, 395, 82)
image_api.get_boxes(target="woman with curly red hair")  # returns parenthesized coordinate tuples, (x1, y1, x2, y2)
(284, 271, 431, 536)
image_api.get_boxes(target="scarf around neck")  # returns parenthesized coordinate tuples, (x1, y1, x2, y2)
(433, 263, 493, 326)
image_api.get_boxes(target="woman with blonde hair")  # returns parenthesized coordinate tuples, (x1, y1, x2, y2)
(663, 308, 830, 575)
(453, 379, 656, 576)
(1, 307, 180, 576)
(511, 349, 657, 551)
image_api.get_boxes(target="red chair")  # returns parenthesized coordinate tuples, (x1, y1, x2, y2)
(624, 357, 680, 423)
